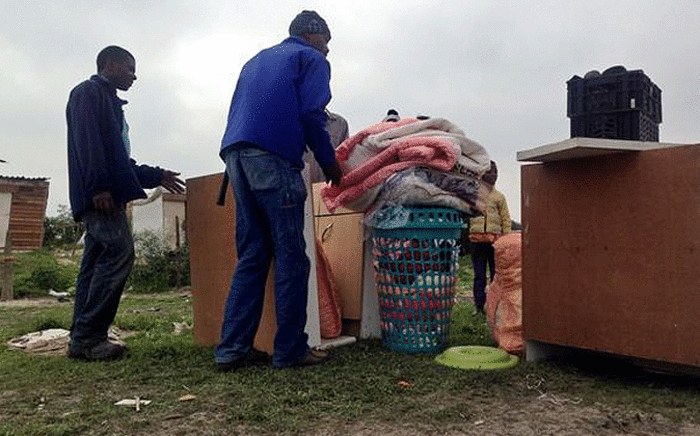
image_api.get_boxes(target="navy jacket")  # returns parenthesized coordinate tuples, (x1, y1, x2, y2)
(220, 36, 335, 169)
(66, 75, 163, 221)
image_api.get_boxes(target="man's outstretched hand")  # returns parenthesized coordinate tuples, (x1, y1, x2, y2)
(322, 162, 343, 187)
(162, 170, 186, 194)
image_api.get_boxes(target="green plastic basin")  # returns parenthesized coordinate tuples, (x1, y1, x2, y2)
(434, 346, 519, 370)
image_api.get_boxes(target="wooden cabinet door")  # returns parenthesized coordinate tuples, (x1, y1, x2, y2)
(315, 214, 364, 320)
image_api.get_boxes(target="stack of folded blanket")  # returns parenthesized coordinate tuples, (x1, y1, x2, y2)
(320, 116, 493, 216)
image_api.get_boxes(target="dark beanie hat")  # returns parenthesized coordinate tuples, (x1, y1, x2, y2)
(289, 10, 331, 41)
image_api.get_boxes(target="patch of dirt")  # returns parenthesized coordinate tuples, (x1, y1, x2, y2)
(129, 398, 700, 436)
(0, 297, 66, 307)
(300, 402, 697, 436)
(0, 287, 192, 307)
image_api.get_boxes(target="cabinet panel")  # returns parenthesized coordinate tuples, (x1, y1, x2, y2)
(522, 144, 700, 368)
(316, 214, 364, 319)
(187, 172, 317, 353)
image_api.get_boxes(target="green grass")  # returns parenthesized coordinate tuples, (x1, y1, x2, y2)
(10, 250, 80, 298)
(1, 258, 700, 435)
(455, 252, 475, 299)
(0, 296, 502, 435)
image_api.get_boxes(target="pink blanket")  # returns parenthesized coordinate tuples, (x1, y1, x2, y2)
(321, 135, 457, 212)
(335, 118, 419, 163)
(321, 119, 458, 212)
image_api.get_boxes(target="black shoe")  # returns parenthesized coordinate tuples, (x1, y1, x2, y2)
(218, 349, 271, 372)
(68, 341, 126, 361)
(475, 306, 485, 315)
(217, 358, 245, 372)
(247, 348, 272, 366)
(291, 349, 328, 368)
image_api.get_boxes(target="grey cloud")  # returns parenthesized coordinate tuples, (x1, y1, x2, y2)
(4, 1, 700, 220)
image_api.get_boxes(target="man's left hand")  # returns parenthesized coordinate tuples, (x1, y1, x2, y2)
(322, 162, 343, 187)
(161, 170, 185, 194)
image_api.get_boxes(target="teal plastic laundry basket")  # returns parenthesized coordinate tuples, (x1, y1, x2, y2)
(372, 207, 463, 354)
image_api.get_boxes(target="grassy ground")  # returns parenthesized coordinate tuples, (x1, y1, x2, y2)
(1, 257, 700, 435)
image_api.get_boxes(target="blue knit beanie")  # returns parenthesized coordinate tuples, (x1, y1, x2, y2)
(289, 10, 331, 41)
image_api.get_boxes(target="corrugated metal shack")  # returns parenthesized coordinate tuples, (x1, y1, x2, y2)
(0, 176, 50, 250)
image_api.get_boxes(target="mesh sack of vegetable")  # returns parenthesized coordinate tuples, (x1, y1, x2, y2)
(485, 232, 523, 355)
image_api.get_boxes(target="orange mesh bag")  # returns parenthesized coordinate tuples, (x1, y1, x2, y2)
(484, 232, 523, 355)
(315, 238, 343, 339)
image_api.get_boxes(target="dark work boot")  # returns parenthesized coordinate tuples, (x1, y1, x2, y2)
(68, 341, 127, 361)
(218, 349, 272, 372)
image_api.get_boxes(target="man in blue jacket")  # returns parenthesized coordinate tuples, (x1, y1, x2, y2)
(215, 11, 342, 370)
(66, 45, 185, 361)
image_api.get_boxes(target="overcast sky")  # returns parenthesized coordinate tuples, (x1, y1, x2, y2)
(2, 0, 699, 221)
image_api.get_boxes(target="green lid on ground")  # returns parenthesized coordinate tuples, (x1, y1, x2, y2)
(434, 346, 519, 370)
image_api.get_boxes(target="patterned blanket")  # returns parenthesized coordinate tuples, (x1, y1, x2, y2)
(321, 117, 491, 212)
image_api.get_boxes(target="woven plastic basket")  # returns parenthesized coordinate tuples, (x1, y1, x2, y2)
(372, 207, 463, 354)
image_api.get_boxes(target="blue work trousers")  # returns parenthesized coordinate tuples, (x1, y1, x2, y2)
(471, 242, 495, 309)
(215, 147, 311, 368)
(70, 208, 134, 348)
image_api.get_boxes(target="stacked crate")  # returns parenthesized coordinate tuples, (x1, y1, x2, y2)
(567, 66, 662, 141)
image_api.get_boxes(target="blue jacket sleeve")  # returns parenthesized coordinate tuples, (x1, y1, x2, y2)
(67, 84, 112, 197)
(131, 160, 164, 189)
(298, 56, 336, 169)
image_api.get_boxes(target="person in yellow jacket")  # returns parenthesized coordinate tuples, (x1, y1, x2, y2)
(469, 161, 511, 313)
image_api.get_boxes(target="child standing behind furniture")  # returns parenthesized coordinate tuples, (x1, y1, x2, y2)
(469, 161, 510, 313)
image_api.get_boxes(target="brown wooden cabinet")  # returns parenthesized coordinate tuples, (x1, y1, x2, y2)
(186, 172, 280, 352)
(187, 174, 380, 354)
(519, 138, 700, 370)
(311, 183, 382, 338)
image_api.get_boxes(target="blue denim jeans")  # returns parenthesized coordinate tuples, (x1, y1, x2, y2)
(70, 208, 134, 348)
(471, 242, 495, 309)
(215, 147, 311, 368)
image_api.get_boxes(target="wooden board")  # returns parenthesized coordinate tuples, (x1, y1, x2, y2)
(186, 173, 276, 352)
(316, 214, 364, 319)
(187, 172, 320, 353)
(521, 144, 700, 367)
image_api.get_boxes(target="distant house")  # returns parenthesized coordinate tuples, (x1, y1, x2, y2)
(128, 188, 186, 250)
(0, 176, 50, 250)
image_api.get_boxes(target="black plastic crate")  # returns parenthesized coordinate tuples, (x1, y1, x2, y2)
(570, 110, 659, 142)
(567, 66, 662, 124)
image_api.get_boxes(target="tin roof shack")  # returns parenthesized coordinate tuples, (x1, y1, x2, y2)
(0, 176, 49, 250)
